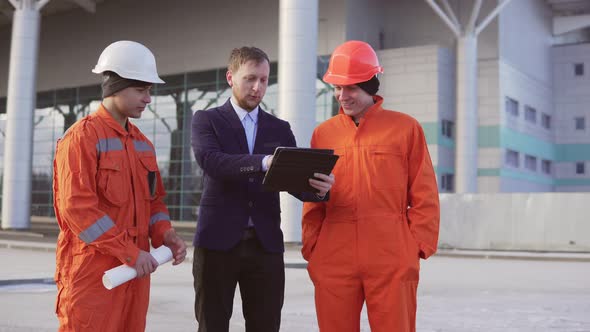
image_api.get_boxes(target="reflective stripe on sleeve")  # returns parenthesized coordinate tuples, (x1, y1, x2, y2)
(134, 140, 154, 153)
(96, 138, 123, 154)
(78, 215, 115, 244)
(149, 212, 170, 226)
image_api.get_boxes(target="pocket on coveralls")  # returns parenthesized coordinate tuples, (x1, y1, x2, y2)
(138, 156, 159, 199)
(369, 147, 405, 190)
(97, 159, 128, 206)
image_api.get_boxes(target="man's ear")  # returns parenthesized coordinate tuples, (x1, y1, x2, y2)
(226, 70, 233, 87)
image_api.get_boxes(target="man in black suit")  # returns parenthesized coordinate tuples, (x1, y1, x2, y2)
(191, 46, 334, 332)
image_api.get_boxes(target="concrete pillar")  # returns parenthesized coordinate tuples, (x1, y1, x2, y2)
(455, 34, 478, 193)
(2, 0, 43, 229)
(277, 0, 318, 243)
(426, 0, 511, 193)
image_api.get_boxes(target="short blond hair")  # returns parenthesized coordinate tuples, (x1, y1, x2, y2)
(228, 47, 270, 73)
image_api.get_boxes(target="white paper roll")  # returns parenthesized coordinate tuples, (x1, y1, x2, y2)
(102, 246, 173, 290)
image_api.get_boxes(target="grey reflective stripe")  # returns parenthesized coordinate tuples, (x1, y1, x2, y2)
(134, 140, 154, 153)
(78, 215, 115, 244)
(96, 138, 123, 154)
(150, 212, 170, 226)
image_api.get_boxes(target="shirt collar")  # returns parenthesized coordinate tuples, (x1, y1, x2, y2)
(97, 103, 140, 137)
(338, 95, 384, 122)
(230, 97, 259, 124)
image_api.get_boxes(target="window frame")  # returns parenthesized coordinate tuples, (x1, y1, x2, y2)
(574, 63, 584, 76)
(441, 119, 454, 139)
(524, 105, 537, 124)
(440, 173, 454, 192)
(576, 162, 586, 175)
(575, 117, 586, 130)
(525, 154, 537, 171)
(541, 113, 551, 130)
(541, 159, 552, 175)
(505, 96, 519, 117)
(505, 149, 520, 168)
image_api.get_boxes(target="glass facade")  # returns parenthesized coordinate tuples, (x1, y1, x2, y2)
(0, 61, 336, 222)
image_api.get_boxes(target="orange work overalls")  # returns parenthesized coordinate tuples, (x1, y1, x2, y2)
(53, 104, 171, 331)
(302, 96, 440, 332)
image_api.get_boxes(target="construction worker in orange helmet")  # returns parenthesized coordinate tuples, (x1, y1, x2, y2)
(302, 40, 440, 332)
(53, 40, 187, 332)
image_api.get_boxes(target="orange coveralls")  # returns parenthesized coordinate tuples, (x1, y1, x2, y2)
(53, 104, 171, 331)
(302, 96, 440, 332)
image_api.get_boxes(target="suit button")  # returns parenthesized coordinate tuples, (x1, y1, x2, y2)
(126, 257, 131, 262)
(249, 178, 254, 183)
(248, 201, 253, 207)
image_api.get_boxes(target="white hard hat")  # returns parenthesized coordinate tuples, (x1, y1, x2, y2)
(92, 40, 165, 84)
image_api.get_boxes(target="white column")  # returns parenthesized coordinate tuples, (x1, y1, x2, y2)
(455, 34, 478, 193)
(278, 0, 318, 243)
(2, 0, 42, 229)
(426, 0, 511, 193)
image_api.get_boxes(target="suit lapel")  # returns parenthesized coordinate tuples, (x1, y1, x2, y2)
(219, 99, 249, 154)
(253, 108, 270, 154)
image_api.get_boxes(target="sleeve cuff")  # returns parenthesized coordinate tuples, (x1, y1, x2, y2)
(301, 246, 313, 262)
(418, 242, 436, 260)
(150, 220, 172, 248)
(119, 245, 140, 267)
(262, 155, 271, 172)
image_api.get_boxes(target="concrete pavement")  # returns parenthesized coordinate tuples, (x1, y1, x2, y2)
(2, 246, 590, 331)
(3, 219, 590, 264)
(1, 220, 590, 331)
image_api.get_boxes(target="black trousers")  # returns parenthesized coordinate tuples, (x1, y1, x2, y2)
(193, 234, 285, 332)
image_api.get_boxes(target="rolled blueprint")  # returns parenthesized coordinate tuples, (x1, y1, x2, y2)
(102, 245, 173, 290)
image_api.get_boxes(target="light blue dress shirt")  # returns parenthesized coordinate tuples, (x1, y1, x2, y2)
(231, 100, 258, 154)
(230, 98, 267, 228)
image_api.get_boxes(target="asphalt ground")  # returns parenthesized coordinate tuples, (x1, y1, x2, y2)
(1, 220, 589, 331)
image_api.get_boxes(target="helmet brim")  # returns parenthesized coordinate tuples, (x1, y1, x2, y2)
(323, 66, 383, 86)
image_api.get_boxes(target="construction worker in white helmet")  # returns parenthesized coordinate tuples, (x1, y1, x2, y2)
(53, 40, 187, 331)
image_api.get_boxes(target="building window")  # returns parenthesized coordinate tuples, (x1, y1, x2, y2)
(525, 155, 537, 171)
(505, 97, 519, 117)
(542, 113, 551, 129)
(542, 160, 552, 175)
(575, 117, 586, 130)
(441, 120, 454, 138)
(440, 173, 454, 192)
(524, 105, 537, 123)
(576, 162, 585, 174)
(505, 149, 519, 168)
(574, 63, 584, 76)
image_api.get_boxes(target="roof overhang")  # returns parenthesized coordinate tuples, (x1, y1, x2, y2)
(547, 0, 590, 35)
(0, 0, 101, 26)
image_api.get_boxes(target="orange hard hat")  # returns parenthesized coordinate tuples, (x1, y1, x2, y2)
(323, 40, 383, 85)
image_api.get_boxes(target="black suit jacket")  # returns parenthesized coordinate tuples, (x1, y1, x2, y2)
(191, 99, 322, 253)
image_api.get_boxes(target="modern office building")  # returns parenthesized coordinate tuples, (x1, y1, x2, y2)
(1, 0, 589, 232)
